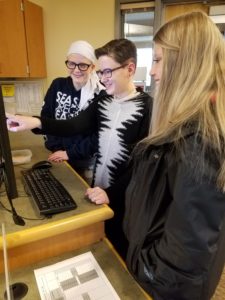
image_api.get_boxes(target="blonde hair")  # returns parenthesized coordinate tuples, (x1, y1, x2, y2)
(142, 11, 225, 190)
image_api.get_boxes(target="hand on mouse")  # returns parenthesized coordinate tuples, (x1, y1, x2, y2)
(85, 187, 109, 205)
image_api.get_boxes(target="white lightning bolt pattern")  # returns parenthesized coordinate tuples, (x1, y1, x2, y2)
(94, 99, 143, 188)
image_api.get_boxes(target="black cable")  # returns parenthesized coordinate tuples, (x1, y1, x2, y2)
(0, 200, 46, 221)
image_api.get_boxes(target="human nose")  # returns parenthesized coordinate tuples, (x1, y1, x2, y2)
(150, 64, 155, 77)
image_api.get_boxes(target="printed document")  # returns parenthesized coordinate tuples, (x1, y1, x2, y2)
(34, 251, 120, 300)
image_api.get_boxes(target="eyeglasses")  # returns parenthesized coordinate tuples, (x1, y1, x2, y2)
(65, 60, 91, 71)
(96, 64, 128, 79)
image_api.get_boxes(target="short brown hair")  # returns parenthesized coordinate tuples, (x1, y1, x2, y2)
(95, 38, 137, 66)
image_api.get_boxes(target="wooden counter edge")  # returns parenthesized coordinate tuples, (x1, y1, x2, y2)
(0, 206, 114, 249)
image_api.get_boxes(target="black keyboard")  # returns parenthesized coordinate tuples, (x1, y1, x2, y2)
(21, 168, 77, 215)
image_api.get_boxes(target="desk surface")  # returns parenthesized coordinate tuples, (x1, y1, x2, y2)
(0, 131, 113, 249)
(0, 238, 151, 300)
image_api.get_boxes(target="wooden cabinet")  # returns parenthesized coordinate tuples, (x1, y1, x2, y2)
(0, 0, 46, 78)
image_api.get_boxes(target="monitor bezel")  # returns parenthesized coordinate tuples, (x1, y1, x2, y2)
(0, 85, 18, 200)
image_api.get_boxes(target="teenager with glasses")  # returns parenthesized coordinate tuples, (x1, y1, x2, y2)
(41, 40, 105, 180)
(6, 38, 153, 258)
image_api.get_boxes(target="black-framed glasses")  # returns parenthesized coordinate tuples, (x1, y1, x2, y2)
(96, 64, 128, 79)
(65, 60, 91, 71)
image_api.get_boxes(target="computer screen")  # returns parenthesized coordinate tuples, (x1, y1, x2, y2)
(0, 85, 18, 200)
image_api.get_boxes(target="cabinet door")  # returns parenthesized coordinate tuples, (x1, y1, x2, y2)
(23, 0, 46, 78)
(0, 0, 29, 77)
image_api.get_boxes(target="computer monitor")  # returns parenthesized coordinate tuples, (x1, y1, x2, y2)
(0, 85, 18, 200)
(0, 86, 24, 225)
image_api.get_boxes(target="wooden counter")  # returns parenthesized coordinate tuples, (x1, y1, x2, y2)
(0, 131, 114, 272)
(0, 238, 152, 299)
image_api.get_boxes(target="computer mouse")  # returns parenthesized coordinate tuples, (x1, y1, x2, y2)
(32, 160, 52, 170)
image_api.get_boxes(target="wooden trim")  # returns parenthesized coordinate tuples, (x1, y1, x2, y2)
(0, 207, 113, 249)
(162, 0, 225, 4)
(120, 0, 152, 3)
(121, 2, 155, 10)
(0, 223, 105, 272)
(115, 0, 121, 38)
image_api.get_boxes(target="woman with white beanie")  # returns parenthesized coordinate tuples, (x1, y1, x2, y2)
(41, 40, 105, 179)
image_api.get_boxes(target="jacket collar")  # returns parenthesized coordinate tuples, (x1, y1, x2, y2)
(152, 123, 197, 147)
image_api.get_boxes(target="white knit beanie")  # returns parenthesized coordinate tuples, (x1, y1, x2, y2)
(67, 40, 96, 63)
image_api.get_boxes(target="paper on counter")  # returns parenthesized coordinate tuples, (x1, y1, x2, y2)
(34, 251, 120, 300)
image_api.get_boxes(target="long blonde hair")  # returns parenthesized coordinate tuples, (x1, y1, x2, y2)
(143, 11, 225, 190)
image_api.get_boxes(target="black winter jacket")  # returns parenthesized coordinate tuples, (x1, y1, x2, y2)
(123, 128, 225, 300)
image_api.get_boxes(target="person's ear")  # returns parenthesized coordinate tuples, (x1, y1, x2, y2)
(127, 63, 135, 75)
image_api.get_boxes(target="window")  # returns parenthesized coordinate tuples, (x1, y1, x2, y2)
(119, 2, 155, 91)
